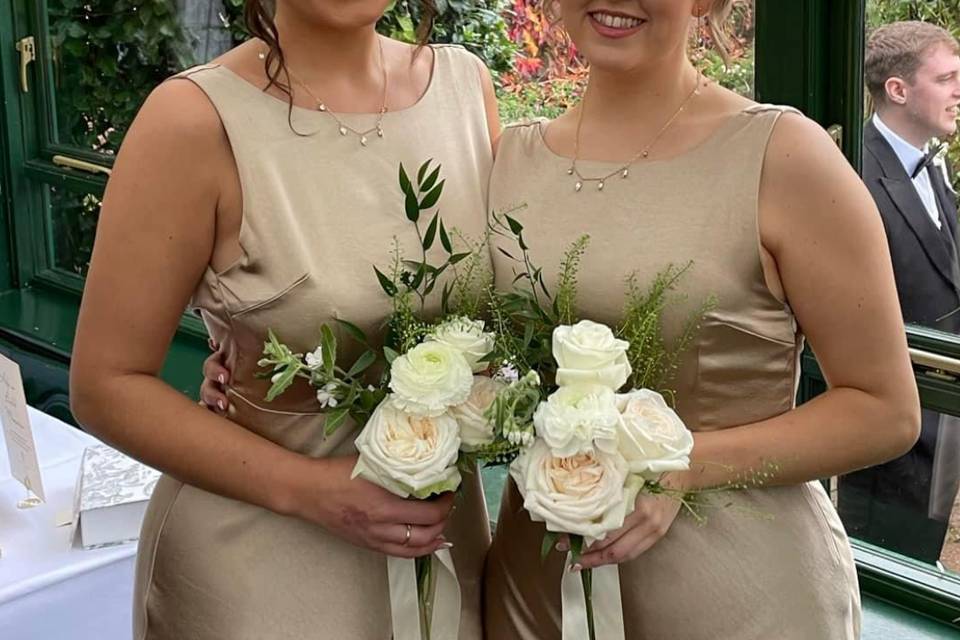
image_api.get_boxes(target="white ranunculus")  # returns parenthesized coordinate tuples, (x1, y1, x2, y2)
(352, 398, 462, 499)
(553, 320, 632, 391)
(426, 317, 496, 373)
(616, 389, 694, 478)
(533, 385, 621, 458)
(389, 342, 474, 417)
(449, 376, 505, 451)
(510, 440, 642, 543)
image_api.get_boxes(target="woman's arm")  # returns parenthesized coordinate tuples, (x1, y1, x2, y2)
(70, 79, 451, 558)
(682, 112, 921, 491)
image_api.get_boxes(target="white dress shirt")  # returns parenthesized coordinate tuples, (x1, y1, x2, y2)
(873, 113, 943, 229)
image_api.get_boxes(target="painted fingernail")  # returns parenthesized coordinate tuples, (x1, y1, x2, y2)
(439, 542, 454, 549)
(569, 563, 582, 573)
(217, 400, 226, 411)
(218, 374, 226, 385)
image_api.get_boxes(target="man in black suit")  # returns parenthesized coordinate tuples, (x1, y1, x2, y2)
(838, 21, 960, 564)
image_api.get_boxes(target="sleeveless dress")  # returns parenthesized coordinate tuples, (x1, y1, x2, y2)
(133, 45, 493, 640)
(483, 108, 862, 639)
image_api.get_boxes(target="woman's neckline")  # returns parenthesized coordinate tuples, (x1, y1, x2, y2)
(214, 44, 440, 118)
(533, 107, 751, 167)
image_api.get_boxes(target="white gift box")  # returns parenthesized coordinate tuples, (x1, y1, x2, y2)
(72, 444, 160, 549)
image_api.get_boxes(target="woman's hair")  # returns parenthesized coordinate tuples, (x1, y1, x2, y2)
(705, 0, 737, 65)
(244, 0, 437, 112)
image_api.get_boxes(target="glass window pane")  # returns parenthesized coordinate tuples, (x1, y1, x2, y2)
(47, 184, 101, 277)
(837, 408, 960, 574)
(46, 1, 239, 155)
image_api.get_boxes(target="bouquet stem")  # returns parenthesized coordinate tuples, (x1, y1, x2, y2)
(416, 555, 435, 640)
(582, 568, 596, 640)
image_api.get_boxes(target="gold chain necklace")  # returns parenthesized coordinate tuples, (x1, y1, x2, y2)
(568, 69, 703, 192)
(260, 37, 388, 147)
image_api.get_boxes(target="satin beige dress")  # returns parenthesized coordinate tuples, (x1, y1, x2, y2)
(484, 107, 862, 639)
(133, 45, 493, 640)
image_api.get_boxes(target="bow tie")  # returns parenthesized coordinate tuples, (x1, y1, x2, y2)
(912, 143, 945, 179)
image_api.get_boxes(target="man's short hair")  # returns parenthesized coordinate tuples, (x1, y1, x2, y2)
(865, 21, 959, 105)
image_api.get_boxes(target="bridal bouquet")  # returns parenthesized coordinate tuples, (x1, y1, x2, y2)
(484, 211, 717, 640)
(257, 161, 507, 640)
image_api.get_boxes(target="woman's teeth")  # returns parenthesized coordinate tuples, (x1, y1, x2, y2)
(592, 12, 643, 29)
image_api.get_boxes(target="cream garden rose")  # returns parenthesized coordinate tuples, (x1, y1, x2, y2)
(553, 320, 632, 390)
(352, 399, 462, 499)
(449, 376, 505, 451)
(533, 384, 621, 458)
(616, 389, 694, 478)
(425, 317, 496, 373)
(510, 440, 642, 543)
(389, 342, 474, 416)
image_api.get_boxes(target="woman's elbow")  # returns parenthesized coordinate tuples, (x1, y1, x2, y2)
(882, 395, 921, 460)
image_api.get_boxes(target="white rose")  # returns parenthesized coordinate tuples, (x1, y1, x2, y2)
(616, 389, 693, 478)
(426, 317, 495, 373)
(449, 376, 505, 451)
(510, 440, 643, 543)
(352, 399, 462, 498)
(533, 385, 620, 458)
(553, 320, 632, 391)
(389, 342, 474, 416)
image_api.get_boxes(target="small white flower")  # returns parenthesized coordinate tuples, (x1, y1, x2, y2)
(497, 363, 520, 383)
(271, 372, 283, 384)
(316, 383, 339, 408)
(304, 346, 324, 371)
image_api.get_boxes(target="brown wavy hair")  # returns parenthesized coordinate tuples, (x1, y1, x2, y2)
(244, 0, 437, 113)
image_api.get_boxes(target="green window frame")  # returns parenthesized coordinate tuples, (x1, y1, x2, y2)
(1, 0, 959, 633)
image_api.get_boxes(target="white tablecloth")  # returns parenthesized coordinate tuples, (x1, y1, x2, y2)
(0, 407, 136, 640)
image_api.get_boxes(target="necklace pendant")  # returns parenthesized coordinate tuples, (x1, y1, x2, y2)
(339, 126, 348, 136)
(318, 103, 327, 112)
(622, 168, 630, 179)
(641, 151, 649, 159)
(567, 167, 575, 176)
(575, 181, 583, 192)
(377, 126, 384, 138)
(360, 135, 368, 147)
(597, 181, 605, 191)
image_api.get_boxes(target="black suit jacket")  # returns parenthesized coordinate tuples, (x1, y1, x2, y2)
(862, 119, 960, 332)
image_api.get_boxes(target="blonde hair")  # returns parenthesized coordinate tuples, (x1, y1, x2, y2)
(705, 0, 737, 65)
(865, 21, 960, 105)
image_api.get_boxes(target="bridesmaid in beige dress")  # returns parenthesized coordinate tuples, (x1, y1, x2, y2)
(483, 1, 919, 638)
(69, 2, 499, 638)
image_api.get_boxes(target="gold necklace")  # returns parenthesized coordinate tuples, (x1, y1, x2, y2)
(568, 69, 703, 192)
(260, 37, 388, 147)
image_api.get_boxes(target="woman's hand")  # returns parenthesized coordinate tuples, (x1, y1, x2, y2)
(573, 492, 681, 570)
(199, 343, 231, 414)
(286, 455, 455, 559)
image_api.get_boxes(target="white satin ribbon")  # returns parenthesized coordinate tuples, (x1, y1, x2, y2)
(560, 554, 625, 640)
(387, 549, 461, 640)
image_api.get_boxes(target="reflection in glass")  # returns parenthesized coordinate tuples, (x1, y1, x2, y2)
(49, 185, 101, 277)
(46, 1, 239, 155)
(838, 409, 960, 573)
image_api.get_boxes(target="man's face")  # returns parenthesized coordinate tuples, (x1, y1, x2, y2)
(906, 44, 960, 139)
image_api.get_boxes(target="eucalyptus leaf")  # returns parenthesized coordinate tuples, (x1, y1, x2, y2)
(422, 164, 442, 192)
(423, 213, 439, 251)
(419, 180, 445, 210)
(324, 406, 351, 435)
(335, 319, 369, 346)
(374, 266, 398, 297)
(439, 219, 453, 253)
(347, 350, 377, 378)
(320, 325, 337, 376)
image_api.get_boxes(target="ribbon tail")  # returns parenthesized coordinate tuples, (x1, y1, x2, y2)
(387, 556, 423, 640)
(429, 548, 461, 639)
(591, 563, 625, 640)
(561, 553, 591, 640)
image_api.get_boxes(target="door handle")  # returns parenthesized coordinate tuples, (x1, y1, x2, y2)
(15, 36, 35, 93)
(52, 155, 112, 177)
